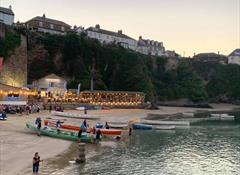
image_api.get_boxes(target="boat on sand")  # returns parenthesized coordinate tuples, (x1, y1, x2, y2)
(44, 119, 122, 136)
(26, 123, 92, 143)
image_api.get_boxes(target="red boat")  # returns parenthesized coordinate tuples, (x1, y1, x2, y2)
(44, 120, 122, 136)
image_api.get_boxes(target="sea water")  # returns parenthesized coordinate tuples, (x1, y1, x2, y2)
(46, 120, 240, 175)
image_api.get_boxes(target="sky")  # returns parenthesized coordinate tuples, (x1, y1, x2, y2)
(1, 0, 240, 57)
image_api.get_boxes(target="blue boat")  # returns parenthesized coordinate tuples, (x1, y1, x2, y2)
(0, 113, 7, 120)
(132, 123, 153, 130)
(96, 123, 104, 129)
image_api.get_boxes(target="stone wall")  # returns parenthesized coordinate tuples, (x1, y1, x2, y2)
(0, 35, 27, 87)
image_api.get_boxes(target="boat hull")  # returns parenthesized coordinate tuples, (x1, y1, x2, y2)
(44, 120, 122, 136)
(26, 123, 92, 143)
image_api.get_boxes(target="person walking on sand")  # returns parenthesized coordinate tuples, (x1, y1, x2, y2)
(33, 152, 42, 175)
(36, 118, 42, 136)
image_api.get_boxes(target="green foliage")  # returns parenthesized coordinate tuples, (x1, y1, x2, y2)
(0, 31, 21, 60)
(27, 32, 239, 103)
(207, 64, 240, 101)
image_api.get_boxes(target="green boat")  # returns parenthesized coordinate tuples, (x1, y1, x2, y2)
(26, 123, 93, 143)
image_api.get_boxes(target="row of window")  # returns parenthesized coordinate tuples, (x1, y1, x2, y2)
(88, 31, 136, 45)
(38, 21, 65, 31)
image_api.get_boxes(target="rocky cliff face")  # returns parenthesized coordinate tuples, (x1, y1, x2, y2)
(0, 35, 27, 87)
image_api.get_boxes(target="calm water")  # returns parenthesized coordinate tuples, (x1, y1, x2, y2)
(49, 120, 240, 175)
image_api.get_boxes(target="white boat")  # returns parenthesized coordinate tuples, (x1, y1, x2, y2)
(108, 123, 128, 129)
(182, 112, 194, 117)
(154, 125, 175, 130)
(51, 111, 99, 120)
(141, 119, 190, 126)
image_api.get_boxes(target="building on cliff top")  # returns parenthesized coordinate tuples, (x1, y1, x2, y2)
(137, 36, 165, 57)
(25, 14, 71, 35)
(85, 24, 138, 50)
(0, 6, 14, 25)
(193, 52, 228, 64)
(228, 49, 240, 65)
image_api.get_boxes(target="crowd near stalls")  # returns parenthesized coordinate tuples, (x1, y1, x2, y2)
(0, 104, 40, 115)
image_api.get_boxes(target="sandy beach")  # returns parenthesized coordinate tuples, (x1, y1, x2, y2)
(0, 103, 239, 175)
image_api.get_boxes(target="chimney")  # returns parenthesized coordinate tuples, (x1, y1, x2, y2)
(139, 36, 142, 40)
(9, 5, 12, 9)
(95, 24, 100, 29)
(43, 14, 46, 18)
(118, 30, 122, 34)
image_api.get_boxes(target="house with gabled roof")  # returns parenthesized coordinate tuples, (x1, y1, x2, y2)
(228, 49, 240, 65)
(0, 6, 14, 25)
(25, 14, 71, 35)
(137, 36, 165, 56)
(85, 24, 137, 50)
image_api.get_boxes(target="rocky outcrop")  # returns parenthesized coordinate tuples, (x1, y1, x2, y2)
(0, 35, 27, 87)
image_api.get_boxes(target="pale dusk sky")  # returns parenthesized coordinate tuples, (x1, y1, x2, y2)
(1, 0, 240, 57)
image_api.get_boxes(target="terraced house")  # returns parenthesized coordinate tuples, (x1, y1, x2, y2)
(85, 24, 137, 50)
(25, 14, 71, 35)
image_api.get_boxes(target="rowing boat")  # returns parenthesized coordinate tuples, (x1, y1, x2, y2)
(132, 123, 153, 130)
(26, 123, 92, 143)
(133, 123, 175, 130)
(51, 111, 99, 120)
(154, 125, 175, 130)
(44, 120, 122, 136)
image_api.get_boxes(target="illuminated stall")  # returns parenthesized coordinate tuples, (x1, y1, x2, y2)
(0, 83, 37, 105)
(79, 91, 145, 107)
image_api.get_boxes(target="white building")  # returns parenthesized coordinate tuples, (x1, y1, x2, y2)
(0, 6, 14, 25)
(85, 24, 137, 50)
(137, 36, 165, 56)
(32, 74, 67, 97)
(228, 49, 240, 65)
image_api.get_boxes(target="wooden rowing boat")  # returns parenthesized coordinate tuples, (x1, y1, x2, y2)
(132, 123, 153, 130)
(51, 111, 99, 120)
(154, 125, 175, 130)
(26, 123, 92, 143)
(133, 123, 175, 130)
(44, 120, 122, 136)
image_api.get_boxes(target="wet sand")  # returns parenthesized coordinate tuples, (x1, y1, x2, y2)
(0, 103, 239, 175)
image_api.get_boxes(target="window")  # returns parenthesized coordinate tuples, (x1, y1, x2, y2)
(61, 26, 65, 31)
(50, 24, 54, 29)
(39, 22, 43, 27)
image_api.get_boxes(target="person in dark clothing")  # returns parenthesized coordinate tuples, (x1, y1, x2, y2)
(33, 152, 42, 175)
(83, 119, 87, 127)
(37, 118, 42, 136)
(105, 122, 110, 129)
(129, 127, 132, 136)
(95, 129, 102, 142)
(78, 129, 82, 142)
(49, 105, 52, 113)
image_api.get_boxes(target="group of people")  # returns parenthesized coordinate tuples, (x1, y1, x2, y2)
(0, 104, 40, 115)
(78, 119, 103, 143)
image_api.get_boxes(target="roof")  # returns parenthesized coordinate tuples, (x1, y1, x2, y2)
(229, 49, 240, 57)
(34, 73, 66, 82)
(0, 7, 14, 15)
(26, 16, 71, 27)
(81, 90, 145, 95)
(194, 53, 219, 58)
(86, 27, 135, 40)
(37, 74, 63, 79)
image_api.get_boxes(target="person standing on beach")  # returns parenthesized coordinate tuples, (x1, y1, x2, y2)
(49, 105, 52, 113)
(32, 152, 42, 175)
